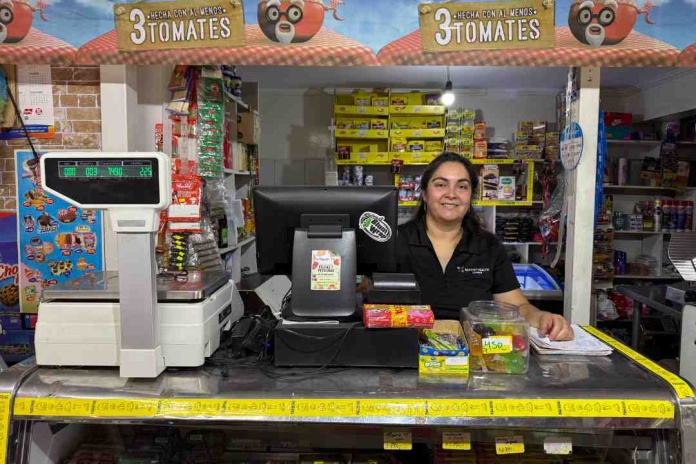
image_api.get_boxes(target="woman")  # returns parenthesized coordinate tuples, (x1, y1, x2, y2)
(397, 152, 574, 341)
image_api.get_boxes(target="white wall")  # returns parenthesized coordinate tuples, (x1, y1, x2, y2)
(602, 70, 696, 122)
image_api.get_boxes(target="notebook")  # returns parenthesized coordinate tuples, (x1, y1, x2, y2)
(529, 325, 613, 356)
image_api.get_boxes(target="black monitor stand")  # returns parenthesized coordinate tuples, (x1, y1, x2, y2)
(288, 214, 360, 320)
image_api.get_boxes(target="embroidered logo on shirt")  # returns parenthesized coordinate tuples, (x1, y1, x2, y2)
(457, 266, 489, 275)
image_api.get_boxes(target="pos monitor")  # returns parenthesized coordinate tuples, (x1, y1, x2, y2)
(254, 186, 398, 320)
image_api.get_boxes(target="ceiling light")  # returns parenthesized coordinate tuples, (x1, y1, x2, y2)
(441, 66, 455, 107)
(441, 80, 455, 107)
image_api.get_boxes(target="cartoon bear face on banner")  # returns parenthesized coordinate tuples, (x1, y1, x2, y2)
(568, 0, 655, 47)
(257, 0, 344, 45)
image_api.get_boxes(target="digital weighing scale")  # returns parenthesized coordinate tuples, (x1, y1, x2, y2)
(36, 153, 242, 378)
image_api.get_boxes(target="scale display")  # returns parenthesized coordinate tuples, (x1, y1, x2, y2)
(58, 161, 153, 179)
(42, 156, 162, 206)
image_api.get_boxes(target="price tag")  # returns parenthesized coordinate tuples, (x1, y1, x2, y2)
(384, 431, 412, 450)
(544, 437, 573, 455)
(0, 393, 10, 464)
(482, 336, 513, 354)
(442, 432, 471, 450)
(413, 130, 423, 136)
(358, 107, 366, 114)
(495, 436, 524, 455)
(357, 152, 368, 161)
(414, 107, 423, 113)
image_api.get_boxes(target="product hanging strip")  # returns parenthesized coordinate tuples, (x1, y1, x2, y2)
(12, 396, 675, 420)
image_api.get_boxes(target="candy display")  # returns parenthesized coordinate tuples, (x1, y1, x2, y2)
(363, 304, 435, 329)
(462, 301, 530, 374)
(419, 320, 470, 375)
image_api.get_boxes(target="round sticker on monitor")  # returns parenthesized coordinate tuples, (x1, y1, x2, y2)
(359, 212, 392, 242)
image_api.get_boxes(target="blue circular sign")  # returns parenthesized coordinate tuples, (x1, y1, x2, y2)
(560, 123, 584, 171)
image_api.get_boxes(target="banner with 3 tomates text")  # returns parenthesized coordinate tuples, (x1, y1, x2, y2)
(0, 0, 695, 67)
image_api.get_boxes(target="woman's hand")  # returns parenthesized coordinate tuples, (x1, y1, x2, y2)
(538, 312, 574, 341)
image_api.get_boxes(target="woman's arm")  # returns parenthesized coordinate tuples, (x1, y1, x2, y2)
(493, 288, 574, 341)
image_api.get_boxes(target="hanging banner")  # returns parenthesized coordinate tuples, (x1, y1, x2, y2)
(15, 151, 104, 313)
(113, 0, 246, 52)
(0, 0, 695, 67)
(419, 0, 555, 52)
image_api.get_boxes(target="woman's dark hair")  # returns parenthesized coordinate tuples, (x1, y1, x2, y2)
(414, 151, 482, 236)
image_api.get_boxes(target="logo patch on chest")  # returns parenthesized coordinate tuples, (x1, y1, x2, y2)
(457, 266, 489, 275)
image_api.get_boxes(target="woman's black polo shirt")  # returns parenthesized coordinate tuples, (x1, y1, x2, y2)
(396, 219, 520, 320)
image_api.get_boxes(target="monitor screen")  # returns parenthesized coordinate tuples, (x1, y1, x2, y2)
(254, 186, 398, 276)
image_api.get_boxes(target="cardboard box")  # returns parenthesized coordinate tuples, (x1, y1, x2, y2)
(498, 176, 516, 201)
(419, 320, 469, 375)
(0, 212, 19, 314)
(481, 165, 499, 199)
(237, 110, 259, 145)
(605, 112, 633, 140)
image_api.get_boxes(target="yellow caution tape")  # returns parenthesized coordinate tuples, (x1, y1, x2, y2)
(0, 393, 10, 464)
(12, 397, 675, 420)
(584, 325, 695, 399)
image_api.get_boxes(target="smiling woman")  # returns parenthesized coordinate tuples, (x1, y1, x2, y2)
(396, 151, 574, 341)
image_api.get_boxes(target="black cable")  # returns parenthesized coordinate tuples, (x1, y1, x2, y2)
(5, 80, 39, 162)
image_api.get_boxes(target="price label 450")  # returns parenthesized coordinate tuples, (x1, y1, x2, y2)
(482, 336, 513, 355)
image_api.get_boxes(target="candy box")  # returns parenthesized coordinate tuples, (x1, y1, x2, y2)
(0, 212, 19, 313)
(408, 140, 425, 152)
(371, 119, 387, 130)
(335, 118, 353, 129)
(419, 320, 469, 375)
(0, 329, 34, 363)
(481, 165, 499, 200)
(354, 95, 372, 106)
(391, 137, 408, 152)
(363, 304, 434, 329)
(372, 96, 389, 107)
(498, 176, 516, 200)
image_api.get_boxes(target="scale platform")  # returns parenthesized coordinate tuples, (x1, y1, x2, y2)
(43, 270, 231, 302)
(36, 270, 242, 369)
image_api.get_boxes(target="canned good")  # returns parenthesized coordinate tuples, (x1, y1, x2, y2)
(364, 175, 374, 186)
(662, 201, 672, 232)
(652, 200, 662, 232)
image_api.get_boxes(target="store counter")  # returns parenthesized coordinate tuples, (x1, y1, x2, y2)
(1, 327, 695, 462)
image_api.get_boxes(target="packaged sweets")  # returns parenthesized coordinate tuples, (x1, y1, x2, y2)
(474, 122, 487, 140)
(372, 96, 389, 107)
(462, 301, 530, 374)
(363, 304, 435, 329)
(408, 140, 425, 152)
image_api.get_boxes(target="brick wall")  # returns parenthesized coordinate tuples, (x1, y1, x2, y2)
(0, 66, 102, 210)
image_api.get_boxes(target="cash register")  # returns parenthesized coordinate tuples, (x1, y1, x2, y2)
(35, 152, 242, 378)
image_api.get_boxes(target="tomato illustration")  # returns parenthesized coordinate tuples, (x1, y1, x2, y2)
(568, 0, 654, 47)
(0, 0, 49, 44)
(257, 0, 343, 45)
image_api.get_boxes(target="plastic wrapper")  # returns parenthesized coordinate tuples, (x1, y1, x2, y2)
(538, 174, 566, 262)
(363, 304, 434, 329)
